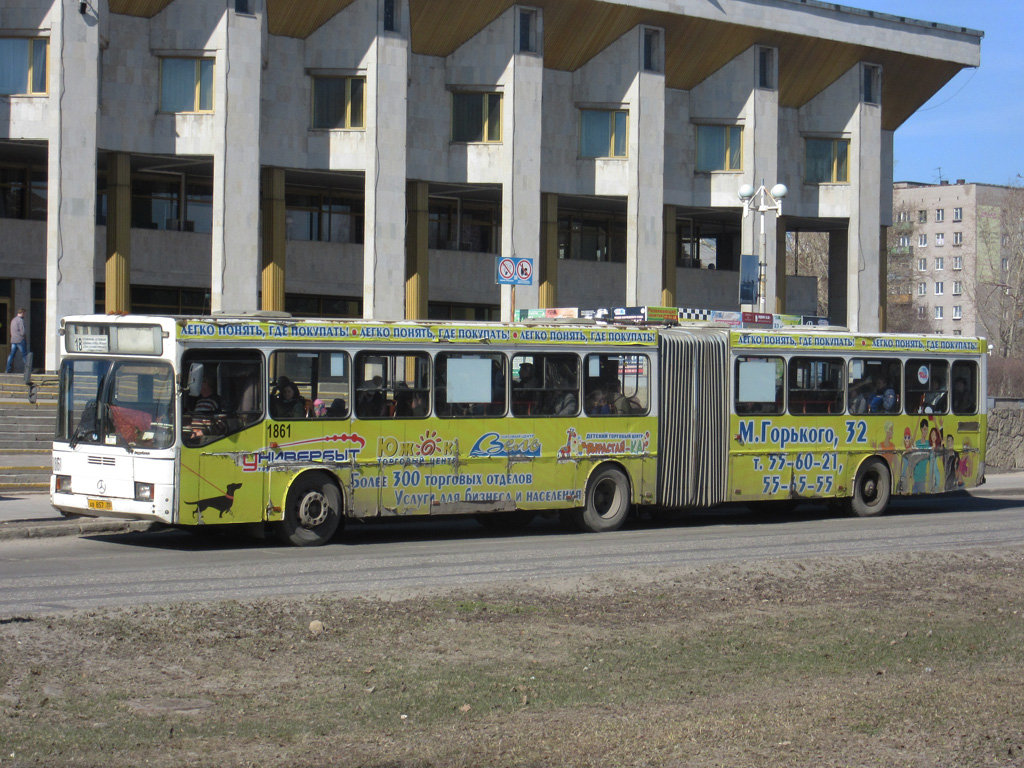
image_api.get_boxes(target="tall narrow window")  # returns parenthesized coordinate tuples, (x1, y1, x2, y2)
(953, 207, 963, 221)
(452, 92, 502, 143)
(312, 76, 366, 129)
(758, 47, 775, 89)
(235, 0, 251, 13)
(580, 109, 628, 158)
(696, 125, 742, 171)
(643, 29, 661, 72)
(862, 64, 881, 104)
(0, 38, 48, 96)
(518, 9, 537, 53)
(805, 138, 849, 183)
(953, 231, 963, 246)
(160, 58, 214, 113)
(383, 0, 396, 31)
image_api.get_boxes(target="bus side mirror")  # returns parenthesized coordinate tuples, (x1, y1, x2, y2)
(186, 363, 205, 397)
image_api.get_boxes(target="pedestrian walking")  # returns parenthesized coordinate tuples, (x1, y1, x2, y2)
(5, 307, 27, 373)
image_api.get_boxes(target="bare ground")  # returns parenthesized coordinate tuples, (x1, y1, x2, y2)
(2, 548, 1024, 767)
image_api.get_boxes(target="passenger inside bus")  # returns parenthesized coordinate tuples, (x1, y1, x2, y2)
(272, 376, 307, 418)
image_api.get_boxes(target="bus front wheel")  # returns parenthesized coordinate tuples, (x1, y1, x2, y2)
(277, 474, 343, 546)
(572, 466, 630, 533)
(848, 458, 891, 518)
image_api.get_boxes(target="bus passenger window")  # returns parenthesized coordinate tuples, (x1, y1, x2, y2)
(847, 359, 900, 414)
(734, 357, 784, 415)
(182, 351, 264, 444)
(905, 358, 949, 414)
(435, 353, 506, 418)
(354, 352, 430, 419)
(951, 360, 978, 415)
(583, 353, 650, 415)
(512, 353, 579, 417)
(787, 357, 844, 415)
(270, 350, 351, 420)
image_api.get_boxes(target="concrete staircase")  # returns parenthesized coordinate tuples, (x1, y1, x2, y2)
(0, 373, 56, 491)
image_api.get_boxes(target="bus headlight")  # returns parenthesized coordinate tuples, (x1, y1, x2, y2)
(55, 475, 72, 493)
(134, 482, 154, 502)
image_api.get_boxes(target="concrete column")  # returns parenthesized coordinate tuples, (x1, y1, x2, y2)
(877, 225, 888, 330)
(211, 9, 262, 313)
(405, 181, 429, 320)
(46, 0, 100, 371)
(499, 43, 543, 321)
(828, 228, 849, 326)
(363, 26, 409, 319)
(661, 205, 676, 307)
(625, 45, 665, 306)
(847, 91, 882, 332)
(751, 50, 780, 311)
(104, 152, 131, 314)
(260, 167, 286, 312)
(538, 193, 558, 308)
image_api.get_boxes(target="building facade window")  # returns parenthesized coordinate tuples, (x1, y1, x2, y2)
(0, 38, 48, 95)
(898, 235, 910, 248)
(427, 199, 499, 254)
(935, 257, 944, 270)
(285, 190, 365, 244)
(953, 330, 962, 336)
(935, 306, 944, 320)
(129, 176, 213, 234)
(558, 211, 627, 263)
(312, 76, 365, 130)
(758, 47, 774, 89)
(953, 255, 963, 270)
(918, 210, 928, 224)
(935, 233, 944, 247)
(917, 258, 927, 271)
(953, 281, 962, 295)
(934, 282, 944, 295)
(1003, 257, 1010, 272)
(897, 210, 910, 223)
(160, 58, 214, 113)
(917, 282, 926, 296)
(935, 208, 944, 222)
(518, 9, 537, 53)
(917, 306, 926, 319)
(582, 109, 628, 158)
(383, 0, 397, 32)
(953, 207, 963, 222)
(862, 63, 881, 104)
(805, 138, 849, 183)
(953, 231, 963, 245)
(0, 166, 47, 221)
(643, 29, 661, 72)
(918, 234, 927, 248)
(452, 92, 502, 143)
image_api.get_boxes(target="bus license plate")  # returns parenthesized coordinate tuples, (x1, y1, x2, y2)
(88, 499, 113, 511)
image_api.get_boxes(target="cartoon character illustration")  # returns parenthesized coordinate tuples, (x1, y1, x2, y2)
(911, 419, 931, 493)
(928, 423, 944, 492)
(186, 482, 243, 521)
(944, 434, 961, 491)
(958, 438, 973, 485)
(899, 426, 914, 493)
(873, 420, 897, 475)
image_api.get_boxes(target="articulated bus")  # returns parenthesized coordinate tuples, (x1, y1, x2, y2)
(50, 314, 987, 545)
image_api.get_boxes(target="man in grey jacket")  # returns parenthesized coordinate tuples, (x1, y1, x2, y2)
(5, 308, 27, 373)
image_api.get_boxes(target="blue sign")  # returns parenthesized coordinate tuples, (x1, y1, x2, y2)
(496, 257, 534, 286)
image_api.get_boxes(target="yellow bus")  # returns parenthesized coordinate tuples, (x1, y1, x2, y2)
(50, 314, 986, 545)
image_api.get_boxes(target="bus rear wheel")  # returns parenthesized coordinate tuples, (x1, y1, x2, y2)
(849, 458, 891, 518)
(572, 466, 630, 533)
(277, 474, 343, 546)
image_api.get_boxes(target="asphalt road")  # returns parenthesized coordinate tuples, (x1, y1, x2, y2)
(1, 493, 1022, 616)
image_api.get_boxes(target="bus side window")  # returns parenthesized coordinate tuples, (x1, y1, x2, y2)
(354, 352, 430, 419)
(788, 357, 843, 415)
(512, 353, 579, 417)
(735, 356, 784, 415)
(583, 353, 651, 416)
(951, 360, 977, 415)
(435, 353, 505, 418)
(905, 358, 949, 414)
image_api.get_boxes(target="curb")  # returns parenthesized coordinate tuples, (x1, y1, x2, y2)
(0, 518, 162, 541)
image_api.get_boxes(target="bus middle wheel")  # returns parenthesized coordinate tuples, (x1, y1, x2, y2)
(572, 466, 630, 533)
(848, 457, 891, 518)
(277, 474, 343, 546)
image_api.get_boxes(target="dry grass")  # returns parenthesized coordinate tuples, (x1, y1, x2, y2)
(2, 549, 1024, 767)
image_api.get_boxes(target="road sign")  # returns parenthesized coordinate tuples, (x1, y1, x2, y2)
(496, 257, 534, 286)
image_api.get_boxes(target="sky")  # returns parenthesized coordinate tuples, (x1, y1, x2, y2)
(845, 0, 1022, 187)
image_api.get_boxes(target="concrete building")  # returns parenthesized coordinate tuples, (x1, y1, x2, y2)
(0, 0, 981, 370)
(892, 181, 1019, 344)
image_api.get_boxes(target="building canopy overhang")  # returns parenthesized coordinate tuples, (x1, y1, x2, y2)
(109, 0, 981, 131)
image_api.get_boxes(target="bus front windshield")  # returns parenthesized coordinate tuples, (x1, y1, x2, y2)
(57, 359, 176, 450)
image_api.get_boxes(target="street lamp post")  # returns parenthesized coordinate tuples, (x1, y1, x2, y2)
(739, 180, 788, 313)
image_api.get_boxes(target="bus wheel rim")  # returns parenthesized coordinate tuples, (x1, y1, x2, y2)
(595, 479, 620, 519)
(298, 491, 329, 528)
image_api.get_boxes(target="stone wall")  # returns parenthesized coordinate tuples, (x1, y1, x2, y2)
(986, 407, 1024, 470)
